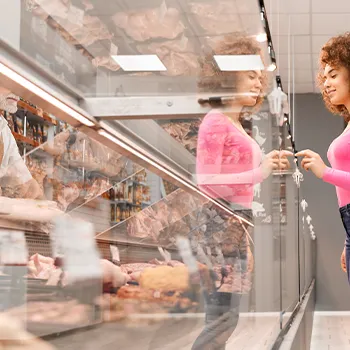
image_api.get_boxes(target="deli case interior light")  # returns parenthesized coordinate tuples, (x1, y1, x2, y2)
(256, 33, 267, 42)
(214, 55, 265, 71)
(97, 128, 254, 228)
(111, 55, 167, 71)
(0, 62, 95, 127)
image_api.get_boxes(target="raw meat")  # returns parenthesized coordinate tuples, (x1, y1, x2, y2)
(84, 178, 111, 201)
(161, 120, 201, 155)
(112, 5, 184, 41)
(137, 37, 199, 76)
(189, 1, 241, 35)
(29, 253, 54, 265)
(56, 183, 80, 211)
(127, 211, 155, 239)
(126, 206, 165, 241)
(55, 15, 113, 47)
(27, 253, 57, 280)
(150, 201, 170, 231)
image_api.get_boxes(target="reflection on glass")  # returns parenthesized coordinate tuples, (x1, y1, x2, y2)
(0, 1, 317, 349)
(192, 32, 282, 349)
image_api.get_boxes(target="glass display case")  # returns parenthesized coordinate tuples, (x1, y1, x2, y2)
(0, 0, 315, 349)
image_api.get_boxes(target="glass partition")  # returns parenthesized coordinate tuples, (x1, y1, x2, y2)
(0, 0, 316, 349)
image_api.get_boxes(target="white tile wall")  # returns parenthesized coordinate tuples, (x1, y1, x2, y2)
(312, 14, 350, 35)
(267, 0, 350, 93)
(265, 0, 310, 14)
(311, 0, 350, 13)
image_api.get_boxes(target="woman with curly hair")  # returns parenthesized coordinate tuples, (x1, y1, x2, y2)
(192, 33, 291, 350)
(296, 32, 350, 281)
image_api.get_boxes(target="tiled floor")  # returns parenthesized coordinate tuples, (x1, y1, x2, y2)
(311, 312, 350, 350)
(49, 313, 281, 350)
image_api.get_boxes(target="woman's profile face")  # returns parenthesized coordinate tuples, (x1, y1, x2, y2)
(323, 64, 350, 107)
(234, 70, 263, 107)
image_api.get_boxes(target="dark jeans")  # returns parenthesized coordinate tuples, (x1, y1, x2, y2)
(340, 204, 350, 284)
(191, 292, 241, 350)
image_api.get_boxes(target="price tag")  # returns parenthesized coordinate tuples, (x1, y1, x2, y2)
(176, 237, 197, 274)
(110, 245, 120, 264)
(0, 230, 27, 265)
(52, 216, 102, 282)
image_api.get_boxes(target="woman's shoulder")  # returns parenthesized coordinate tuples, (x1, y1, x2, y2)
(201, 110, 229, 129)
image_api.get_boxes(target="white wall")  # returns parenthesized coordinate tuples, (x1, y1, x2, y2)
(0, 0, 21, 50)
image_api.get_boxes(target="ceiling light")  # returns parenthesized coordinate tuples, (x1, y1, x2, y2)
(97, 127, 253, 228)
(214, 55, 265, 71)
(111, 55, 167, 71)
(256, 33, 267, 42)
(0, 62, 95, 127)
(267, 62, 277, 72)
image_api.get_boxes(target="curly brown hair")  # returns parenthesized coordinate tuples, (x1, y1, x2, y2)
(197, 32, 268, 113)
(317, 32, 350, 121)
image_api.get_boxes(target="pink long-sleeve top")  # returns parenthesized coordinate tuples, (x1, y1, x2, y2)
(196, 111, 263, 209)
(323, 128, 350, 207)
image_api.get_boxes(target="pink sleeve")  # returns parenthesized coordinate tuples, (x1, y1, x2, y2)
(196, 113, 263, 186)
(322, 166, 350, 190)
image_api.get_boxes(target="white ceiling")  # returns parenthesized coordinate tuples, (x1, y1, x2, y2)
(265, 0, 350, 93)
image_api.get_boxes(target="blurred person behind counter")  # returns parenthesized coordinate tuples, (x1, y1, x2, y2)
(0, 86, 42, 199)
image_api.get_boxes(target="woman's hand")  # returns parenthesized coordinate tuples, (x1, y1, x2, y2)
(295, 149, 327, 178)
(261, 150, 294, 179)
(261, 150, 280, 179)
(279, 150, 294, 170)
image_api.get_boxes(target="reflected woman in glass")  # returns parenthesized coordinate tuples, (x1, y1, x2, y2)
(193, 33, 291, 350)
(296, 33, 350, 283)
